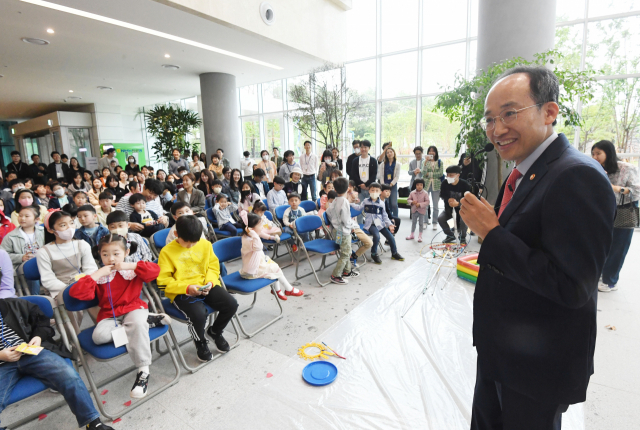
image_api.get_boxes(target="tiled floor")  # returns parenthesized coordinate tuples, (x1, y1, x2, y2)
(3, 208, 638, 429)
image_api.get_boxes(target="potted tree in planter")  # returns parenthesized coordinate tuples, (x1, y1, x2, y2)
(144, 104, 202, 162)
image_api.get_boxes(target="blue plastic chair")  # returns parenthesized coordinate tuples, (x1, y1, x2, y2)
(22, 257, 40, 281)
(293, 215, 340, 286)
(262, 198, 269, 210)
(274, 204, 290, 227)
(61, 284, 180, 420)
(351, 206, 385, 254)
(207, 207, 242, 238)
(3, 296, 75, 429)
(213, 237, 283, 338)
(300, 200, 317, 213)
(150, 228, 172, 258)
(260, 211, 295, 267)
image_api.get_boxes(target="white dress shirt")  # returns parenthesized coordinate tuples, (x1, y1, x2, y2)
(513, 132, 557, 191)
(300, 152, 318, 176)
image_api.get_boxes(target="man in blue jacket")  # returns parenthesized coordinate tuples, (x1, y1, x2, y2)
(460, 66, 616, 430)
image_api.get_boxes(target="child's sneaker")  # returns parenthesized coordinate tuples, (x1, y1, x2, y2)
(330, 275, 348, 284)
(147, 313, 171, 329)
(274, 235, 281, 243)
(417, 233, 423, 243)
(285, 288, 304, 297)
(86, 418, 115, 430)
(207, 327, 231, 352)
(130, 371, 149, 399)
(406, 233, 415, 240)
(371, 254, 382, 264)
(343, 270, 360, 278)
(391, 253, 405, 261)
(194, 339, 212, 362)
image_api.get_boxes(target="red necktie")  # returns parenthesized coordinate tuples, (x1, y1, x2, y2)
(498, 169, 523, 218)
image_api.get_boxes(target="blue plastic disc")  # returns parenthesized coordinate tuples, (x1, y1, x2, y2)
(302, 361, 338, 386)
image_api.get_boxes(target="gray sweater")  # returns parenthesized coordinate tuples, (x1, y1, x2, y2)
(1, 226, 45, 268)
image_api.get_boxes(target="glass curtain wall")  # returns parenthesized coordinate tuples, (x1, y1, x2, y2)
(555, 0, 640, 162)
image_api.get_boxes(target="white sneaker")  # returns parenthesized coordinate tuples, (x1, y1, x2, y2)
(432, 224, 437, 230)
(130, 371, 149, 399)
(598, 283, 618, 292)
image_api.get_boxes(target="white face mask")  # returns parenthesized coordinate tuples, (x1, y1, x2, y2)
(262, 155, 269, 161)
(369, 192, 380, 200)
(12, 186, 24, 193)
(213, 187, 222, 194)
(129, 158, 135, 164)
(180, 171, 187, 177)
(446, 176, 457, 184)
(54, 188, 66, 197)
(56, 228, 75, 241)
(112, 227, 128, 237)
(324, 158, 332, 163)
(354, 147, 360, 155)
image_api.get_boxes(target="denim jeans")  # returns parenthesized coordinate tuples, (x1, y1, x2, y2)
(601, 227, 634, 285)
(427, 186, 440, 223)
(369, 224, 397, 255)
(388, 184, 398, 217)
(26, 280, 41, 295)
(301, 174, 317, 202)
(357, 189, 369, 224)
(0, 349, 99, 428)
(284, 226, 310, 243)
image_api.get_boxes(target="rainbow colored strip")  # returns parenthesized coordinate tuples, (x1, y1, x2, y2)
(457, 253, 479, 284)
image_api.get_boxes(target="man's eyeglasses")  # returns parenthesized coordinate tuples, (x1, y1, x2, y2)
(479, 104, 542, 131)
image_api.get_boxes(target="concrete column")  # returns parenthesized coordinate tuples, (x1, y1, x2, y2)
(476, 0, 556, 203)
(199, 73, 241, 168)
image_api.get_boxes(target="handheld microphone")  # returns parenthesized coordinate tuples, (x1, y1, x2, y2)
(472, 143, 495, 158)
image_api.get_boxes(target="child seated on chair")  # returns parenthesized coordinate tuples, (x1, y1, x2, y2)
(251, 201, 280, 243)
(47, 181, 69, 209)
(166, 202, 207, 245)
(239, 211, 302, 301)
(326, 178, 360, 285)
(213, 194, 242, 237)
(239, 182, 261, 213)
(129, 193, 165, 238)
(96, 191, 114, 226)
(350, 183, 404, 265)
(317, 181, 334, 219)
(37, 210, 98, 299)
(1, 205, 44, 296)
(0, 297, 114, 430)
(106, 211, 154, 263)
(74, 205, 109, 247)
(267, 176, 287, 209)
(282, 193, 309, 244)
(347, 180, 360, 203)
(284, 167, 303, 197)
(157, 215, 238, 362)
(69, 234, 169, 400)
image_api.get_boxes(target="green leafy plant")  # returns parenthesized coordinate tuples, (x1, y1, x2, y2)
(433, 49, 598, 185)
(144, 104, 202, 162)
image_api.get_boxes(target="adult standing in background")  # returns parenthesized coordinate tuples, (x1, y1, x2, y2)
(377, 142, 392, 165)
(346, 140, 361, 182)
(6, 151, 30, 181)
(257, 150, 277, 184)
(459, 66, 616, 430)
(217, 149, 230, 169)
(241, 151, 254, 178)
(408, 146, 424, 190)
(29, 154, 48, 185)
(47, 151, 70, 185)
(331, 147, 343, 171)
(591, 140, 640, 293)
(299, 140, 318, 202)
(168, 148, 189, 177)
(271, 147, 283, 172)
(98, 147, 119, 175)
(66, 157, 84, 184)
(351, 140, 377, 202)
(421, 146, 443, 230)
(377, 146, 400, 217)
(318, 149, 339, 186)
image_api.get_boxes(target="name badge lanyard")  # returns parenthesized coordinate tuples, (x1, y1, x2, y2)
(106, 281, 119, 327)
(55, 242, 82, 276)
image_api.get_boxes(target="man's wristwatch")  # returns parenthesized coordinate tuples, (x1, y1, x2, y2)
(620, 187, 626, 194)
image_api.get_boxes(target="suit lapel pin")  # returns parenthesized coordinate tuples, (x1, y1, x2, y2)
(530, 174, 536, 180)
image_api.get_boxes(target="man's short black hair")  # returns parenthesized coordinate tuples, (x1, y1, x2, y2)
(61, 154, 68, 160)
(303, 140, 311, 146)
(129, 193, 146, 205)
(170, 201, 190, 216)
(222, 166, 230, 175)
(77, 204, 96, 214)
(177, 166, 188, 172)
(144, 179, 164, 196)
(496, 65, 560, 126)
(253, 169, 265, 178)
(105, 148, 115, 154)
(380, 184, 391, 192)
(446, 165, 461, 174)
(361, 140, 372, 148)
(99, 191, 113, 200)
(217, 148, 224, 153)
(243, 151, 250, 157)
(51, 151, 60, 157)
(273, 176, 285, 185)
(8, 179, 24, 188)
(106, 210, 128, 225)
(31, 154, 40, 160)
(10, 150, 20, 157)
(333, 177, 348, 194)
(413, 146, 424, 154)
(175, 215, 202, 242)
(287, 192, 301, 201)
(352, 140, 360, 147)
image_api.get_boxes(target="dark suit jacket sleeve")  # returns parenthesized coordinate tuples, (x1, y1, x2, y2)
(365, 157, 377, 187)
(351, 157, 362, 187)
(478, 165, 615, 309)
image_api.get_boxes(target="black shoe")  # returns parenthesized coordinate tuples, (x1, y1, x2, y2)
(371, 254, 382, 264)
(342, 270, 360, 278)
(469, 231, 475, 236)
(391, 253, 405, 261)
(194, 339, 213, 362)
(459, 237, 467, 245)
(130, 371, 149, 399)
(351, 251, 357, 260)
(87, 418, 115, 430)
(330, 275, 348, 284)
(443, 235, 456, 243)
(207, 327, 230, 353)
(384, 240, 390, 246)
(147, 313, 170, 329)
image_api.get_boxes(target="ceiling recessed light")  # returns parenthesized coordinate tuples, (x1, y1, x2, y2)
(161, 64, 180, 70)
(46, 28, 54, 33)
(68, 90, 73, 93)
(164, 54, 170, 58)
(21, 37, 49, 45)
(97, 86, 112, 90)
(19, 0, 283, 70)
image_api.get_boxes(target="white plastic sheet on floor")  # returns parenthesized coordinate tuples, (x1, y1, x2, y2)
(231, 257, 585, 430)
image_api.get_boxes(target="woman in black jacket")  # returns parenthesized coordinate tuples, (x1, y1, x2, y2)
(125, 155, 140, 177)
(65, 157, 84, 184)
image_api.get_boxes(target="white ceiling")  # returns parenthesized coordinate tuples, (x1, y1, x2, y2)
(0, 0, 326, 121)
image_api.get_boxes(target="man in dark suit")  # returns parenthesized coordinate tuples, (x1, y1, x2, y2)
(47, 151, 70, 185)
(6, 151, 31, 181)
(459, 66, 616, 430)
(346, 140, 361, 182)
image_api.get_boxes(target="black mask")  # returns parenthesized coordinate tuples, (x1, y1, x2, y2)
(241, 190, 251, 198)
